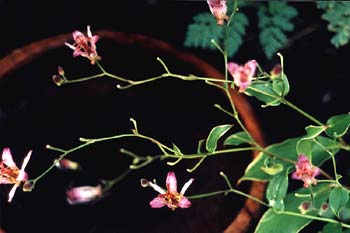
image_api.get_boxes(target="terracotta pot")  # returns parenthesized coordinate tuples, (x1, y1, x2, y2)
(0, 31, 266, 233)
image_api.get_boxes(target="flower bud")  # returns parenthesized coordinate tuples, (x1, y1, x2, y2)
(52, 75, 65, 86)
(270, 64, 282, 79)
(66, 185, 103, 205)
(55, 159, 80, 171)
(22, 181, 33, 192)
(57, 66, 65, 76)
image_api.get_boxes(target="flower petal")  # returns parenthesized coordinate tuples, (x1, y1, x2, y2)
(2, 148, 17, 168)
(17, 150, 32, 182)
(178, 196, 191, 208)
(243, 60, 257, 77)
(65, 42, 76, 50)
(66, 185, 102, 205)
(87, 25, 92, 38)
(147, 180, 166, 194)
(180, 178, 194, 195)
(149, 196, 166, 208)
(166, 172, 178, 193)
(8, 184, 19, 203)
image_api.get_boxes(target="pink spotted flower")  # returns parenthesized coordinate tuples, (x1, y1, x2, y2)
(291, 154, 320, 188)
(65, 25, 101, 64)
(141, 172, 194, 210)
(66, 185, 103, 205)
(227, 60, 257, 93)
(0, 148, 32, 202)
(207, 0, 229, 25)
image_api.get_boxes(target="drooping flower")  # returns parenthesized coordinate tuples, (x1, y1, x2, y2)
(227, 60, 257, 92)
(66, 185, 103, 205)
(291, 154, 320, 188)
(55, 158, 80, 171)
(207, 0, 229, 25)
(65, 25, 101, 64)
(141, 171, 194, 210)
(0, 148, 32, 202)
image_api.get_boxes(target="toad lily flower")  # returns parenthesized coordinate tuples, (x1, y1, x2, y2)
(207, 0, 229, 25)
(141, 171, 194, 210)
(227, 60, 257, 93)
(65, 25, 101, 64)
(0, 148, 32, 202)
(66, 185, 103, 205)
(291, 154, 320, 188)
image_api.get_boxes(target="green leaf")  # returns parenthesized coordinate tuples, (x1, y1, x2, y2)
(255, 183, 332, 233)
(339, 208, 350, 222)
(184, 13, 224, 50)
(223, 131, 253, 146)
(245, 82, 281, 107)
(206, 124, 233, 153)
(326, 113, 350, 138)
(321, 222, 342, 233)
(227, 12, 249, 57)
(240, 136, 340, 182)
(258, 2, 298, 59)
(304, 125, 328, 139)
(272, 73, 290, 97)
(266, 171, 288, 212)
(317, 2, 350, 48)
(329, 187, 349, 216)
(296, 139, 313, 158)
(296, 125, 327, 157)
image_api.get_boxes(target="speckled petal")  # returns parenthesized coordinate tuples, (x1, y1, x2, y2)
(150, 196, 166, 208)
(178, 196, 191, 208)
(166, 172, 178, 193)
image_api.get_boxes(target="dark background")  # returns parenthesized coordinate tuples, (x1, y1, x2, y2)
(0, 1, 349, 233)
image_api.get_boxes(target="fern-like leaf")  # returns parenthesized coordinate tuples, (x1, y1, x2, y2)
(184, 2, 249, 57)
(258, 2, 298, 59)
(227, 12, 249, 57)
(317, 1, 350, 48)
(184, 12, 224, 50)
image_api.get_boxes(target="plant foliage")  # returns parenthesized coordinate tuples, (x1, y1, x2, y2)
(184, 6, 248, 57)
(317, 1, 350, 48)
(258, 1, 298, 59)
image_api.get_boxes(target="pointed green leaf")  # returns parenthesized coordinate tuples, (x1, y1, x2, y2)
(326, 114, 350, 138)
(321, 223, 342, 233)
(272, 73, 290, 97)
(296, 125, 327, 157)
(255, 183, 332, 233)
(240, 136, 340, 182)
(329, 187, 349, 216)
(206, 124, 233, 153)
(296, 139, 313, 157)
(223, 131, 253, 146)
(245, 82, 281, 107)
(266, 171, 288, 212)
(305, 125, 327, 139)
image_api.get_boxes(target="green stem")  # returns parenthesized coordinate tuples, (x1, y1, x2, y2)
(281, 99, 324, 126)
(102, 169, 132, 193)
(281, 211, 350, 229)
